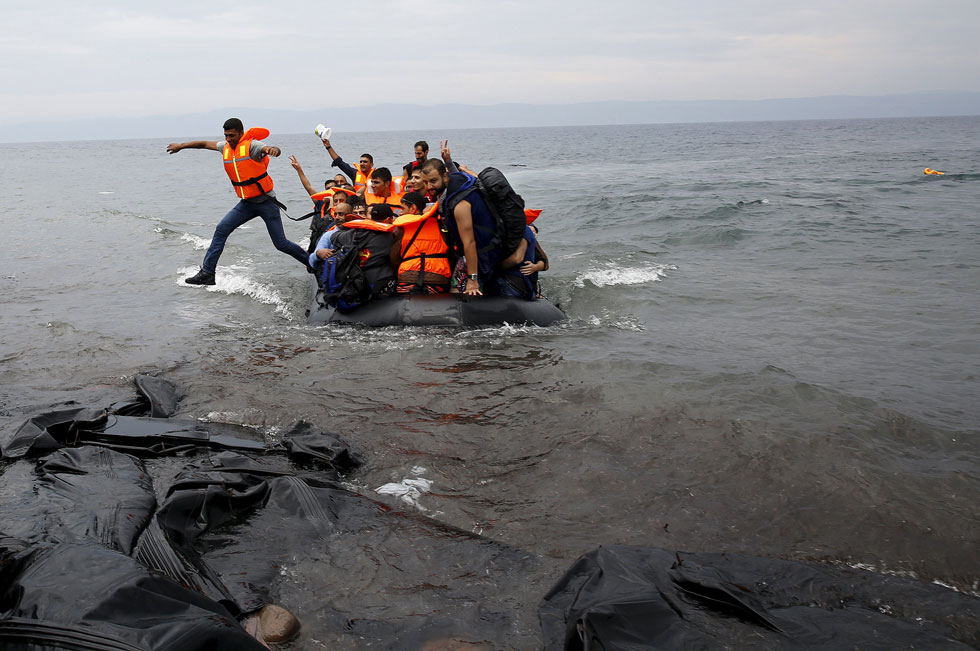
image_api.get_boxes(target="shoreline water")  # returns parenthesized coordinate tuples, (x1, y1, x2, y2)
(1, 116, 978, 645)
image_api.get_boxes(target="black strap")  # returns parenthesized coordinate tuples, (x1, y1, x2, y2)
(230, 172, 269, 187)
(400, 252, 449, 262)
(400, 221, 426, 258)
(290, 210, 316, 222)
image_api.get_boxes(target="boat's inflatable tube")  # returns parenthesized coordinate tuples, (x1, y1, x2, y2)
(306, 284, 566, 327)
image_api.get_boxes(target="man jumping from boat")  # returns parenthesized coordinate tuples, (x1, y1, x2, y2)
(166, 118, 310, 286)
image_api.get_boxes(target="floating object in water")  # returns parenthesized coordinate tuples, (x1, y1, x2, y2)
(924, 168, 945, 175)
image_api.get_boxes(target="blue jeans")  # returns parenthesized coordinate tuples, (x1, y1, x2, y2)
(201, 199, 309, 274)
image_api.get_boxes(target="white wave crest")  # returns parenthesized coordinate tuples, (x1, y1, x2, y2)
(180, 233, 212, 250)
(575, 263, 677, 288)
(176, 265, 293, 320)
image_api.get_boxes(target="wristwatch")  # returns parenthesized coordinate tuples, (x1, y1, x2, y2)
(467, 274, 479, 282)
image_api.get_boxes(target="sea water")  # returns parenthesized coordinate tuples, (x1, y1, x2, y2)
(1, 116, 978, 645)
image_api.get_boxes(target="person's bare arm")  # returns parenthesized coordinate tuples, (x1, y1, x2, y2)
(289, 156, 316, 196)
(454, 202, 482, 296)
(166, 140, 219, 154)
(500, 239, 528, 269)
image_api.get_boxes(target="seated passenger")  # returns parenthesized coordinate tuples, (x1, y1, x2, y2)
(347, 195, 368, 219)
(322, 137, 374, 195)
(404, 167, 435, 204)
(364, 167, 404, 213)
(421, 158, 527, 298)
(523, 223, 549, 297)
(497, 223, 546, 300)
(308, 202, 352, 267)
(327, 202, 398, 300)
(402, 140, 429, 177)
(367, 203, 396, 224)
(390, 192, 452, 295)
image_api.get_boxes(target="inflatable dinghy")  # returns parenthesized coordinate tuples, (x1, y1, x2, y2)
(306, 285, 565, 327)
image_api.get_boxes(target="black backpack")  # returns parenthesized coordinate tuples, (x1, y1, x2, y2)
(444, 167, 528, 259)
(476, 167, 528, 258)
(320, 240, 369, 313)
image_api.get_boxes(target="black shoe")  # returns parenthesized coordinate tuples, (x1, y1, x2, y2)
(185, 269, 216, 286)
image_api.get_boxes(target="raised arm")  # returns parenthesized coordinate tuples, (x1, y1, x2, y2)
(321, 138, 358, 183)
(166, 140, 219, 154)
(440, 140, 459, 174)
(289, 156, 316, 196)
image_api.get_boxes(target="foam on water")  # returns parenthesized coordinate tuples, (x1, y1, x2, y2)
(574, 263, 677, 288)
(176, 266, 293, 320)
(180, 233, 211, 250)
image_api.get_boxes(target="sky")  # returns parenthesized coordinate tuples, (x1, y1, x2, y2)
(2, 0, 979, 126)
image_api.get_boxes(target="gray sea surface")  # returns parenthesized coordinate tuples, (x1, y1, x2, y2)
(1, 116, 978, 647)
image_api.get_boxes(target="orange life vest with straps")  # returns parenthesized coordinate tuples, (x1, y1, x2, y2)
(354, 167, 373, 193)
(223, 127, 274, 199)
(364, 191, 404, 213)
(393, 205, 451, 279)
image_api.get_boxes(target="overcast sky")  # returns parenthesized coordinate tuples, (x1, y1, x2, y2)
(2, 0, 978, 126)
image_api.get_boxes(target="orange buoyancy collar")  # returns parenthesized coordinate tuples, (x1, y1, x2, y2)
(340, 218, 397, 233)
(223, 127, 273, 199)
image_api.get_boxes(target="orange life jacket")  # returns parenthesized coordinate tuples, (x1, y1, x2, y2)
(364, 192, 404, 207)
(311, 187, 358, 219)
(393, 205, 451, 279)
(223, 127, 273, 199)
(341, 219, 397, 233)
(354, 167, 373, 193)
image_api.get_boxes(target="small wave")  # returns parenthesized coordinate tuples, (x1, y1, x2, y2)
(585, 312, 645, 332)
(98, 191, 115, 195)
(180, 233, 211, 250)
(176, 266, 293, 320)
(574, 263, 676, 288)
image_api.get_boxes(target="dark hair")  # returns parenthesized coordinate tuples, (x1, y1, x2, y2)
(420, 159, 446, 175)
(369, 203, 394, 222)
(347, 195, 366, 209)
(222, 117, 244, 132)
(401, 192, 426, 212)
(370, 167, 392, 184)
(359, 153, 374, 163)
(324, 179, 337, 189)
(414, 140, 429, 152)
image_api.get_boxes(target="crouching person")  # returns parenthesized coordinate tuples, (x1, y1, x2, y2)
(390, 192, 453, 294)
(320, 204, 398, 311)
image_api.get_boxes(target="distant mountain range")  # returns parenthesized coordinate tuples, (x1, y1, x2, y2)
(2, 92, 979, 143)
